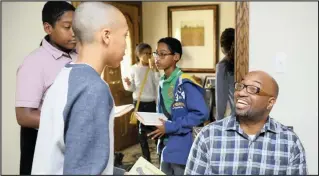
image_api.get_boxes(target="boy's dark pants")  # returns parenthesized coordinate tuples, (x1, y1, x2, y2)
(20, 127, 38, 175)
(133, 100, 160, 163)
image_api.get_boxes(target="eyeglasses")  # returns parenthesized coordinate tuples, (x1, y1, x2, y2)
(152, 52, 175, 58)
(234, 82, 273, 97)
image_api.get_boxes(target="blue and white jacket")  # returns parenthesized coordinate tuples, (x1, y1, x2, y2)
(157, 73, 209, 165)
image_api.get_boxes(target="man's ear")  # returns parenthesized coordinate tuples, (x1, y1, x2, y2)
(43, 22, 53, 35)
(101, 28, 110, 46)
(267, 97, 276, 110)
(173, 53, 180, 62)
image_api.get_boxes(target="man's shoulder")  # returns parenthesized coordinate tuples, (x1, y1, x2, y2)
(199, 116, 232, 137)
(270, 118, 301, 143)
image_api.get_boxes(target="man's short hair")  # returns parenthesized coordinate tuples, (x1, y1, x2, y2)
(42, 1, 75, 26)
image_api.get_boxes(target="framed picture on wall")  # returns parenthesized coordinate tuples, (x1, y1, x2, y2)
(203, 75, 215, 89)
(168, 5, 219, 73)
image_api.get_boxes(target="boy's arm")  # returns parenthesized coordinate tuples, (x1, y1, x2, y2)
(63, 84, 112, 175)
(164, 82, 209, 134)
(123, 66, 136, 92)
(15, 59, 44, 128)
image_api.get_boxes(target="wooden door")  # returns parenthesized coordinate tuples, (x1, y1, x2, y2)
(103, 1, 142, 151)
(71, 1, 142, 151)
(98, 1, 142, 106)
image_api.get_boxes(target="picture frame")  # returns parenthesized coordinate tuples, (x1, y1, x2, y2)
(203, 75, 215, 89)
(168, 5, 219, 73)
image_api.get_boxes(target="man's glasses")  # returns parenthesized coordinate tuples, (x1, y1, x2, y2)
(152, 52, 175, 58)
(234, 82, 273, 97)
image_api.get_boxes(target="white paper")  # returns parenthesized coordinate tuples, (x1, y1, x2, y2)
(129, 157, 165, 175)
(135, 112, 168, 126)
(114, 104, 134, 118)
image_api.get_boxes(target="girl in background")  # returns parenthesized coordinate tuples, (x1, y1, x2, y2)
(215, 28, 235, 120)
(123, 43, 161, 163)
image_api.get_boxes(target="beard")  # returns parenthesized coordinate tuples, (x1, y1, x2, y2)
(235, 106, 267, 122)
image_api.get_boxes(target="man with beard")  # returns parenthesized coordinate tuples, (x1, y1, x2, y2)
(184, 70, 308, 175)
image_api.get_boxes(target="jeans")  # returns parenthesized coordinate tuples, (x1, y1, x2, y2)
(160, 160, 186, 175)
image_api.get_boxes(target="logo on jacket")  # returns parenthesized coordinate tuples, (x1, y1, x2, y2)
(172, 102, 185, 109)
(175, 87, 185, 101)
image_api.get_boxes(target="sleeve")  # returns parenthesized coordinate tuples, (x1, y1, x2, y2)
(286, 137, 308, 175)
(63, 84, 112, 175)
(184, 130, 210, 175)
(215, 63, 229, 120)
(123, 66, 136, 92)
(15, 58, 44, 108)
(164, 82, 209, 135)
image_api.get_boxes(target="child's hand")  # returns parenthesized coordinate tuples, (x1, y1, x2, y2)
(124, 77, 131, 86)
(147, 119, 166, 139)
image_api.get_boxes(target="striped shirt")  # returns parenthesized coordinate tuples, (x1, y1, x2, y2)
(185, 116, 308, 175)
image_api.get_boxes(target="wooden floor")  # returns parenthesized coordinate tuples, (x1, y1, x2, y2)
(119, 139, 160, 171)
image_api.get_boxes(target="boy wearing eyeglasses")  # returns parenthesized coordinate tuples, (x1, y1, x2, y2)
(148, 37, 209, 175)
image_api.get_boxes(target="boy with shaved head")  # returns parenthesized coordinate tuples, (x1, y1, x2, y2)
(32, 2, 128, 175)
(185, 70, 308, 175)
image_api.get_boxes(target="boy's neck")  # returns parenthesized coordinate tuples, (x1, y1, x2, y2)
(164, 65, 177, 79)
(75, 44, 106, 75)
(46, 35, 72, 54)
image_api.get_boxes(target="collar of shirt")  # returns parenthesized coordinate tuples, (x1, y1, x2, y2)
(160, 67, 182, 83)
(225, 116, 279, 137)
(41, 35, 77, 60)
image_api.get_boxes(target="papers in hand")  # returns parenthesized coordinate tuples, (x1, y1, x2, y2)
(135, 112, 167, 126)
(114, 104, 134, 118)
(128, 157, 165, 175)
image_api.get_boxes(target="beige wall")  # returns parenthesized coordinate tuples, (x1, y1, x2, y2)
(2, 2, 47, 174)
(249, 2, 318, 174)
(142, 2, 235, 79)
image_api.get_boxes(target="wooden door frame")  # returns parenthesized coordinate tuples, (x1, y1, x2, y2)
(234, 1, 249, 83)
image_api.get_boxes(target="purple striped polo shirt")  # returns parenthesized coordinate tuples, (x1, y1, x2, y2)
(15, 36, 77, 110)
